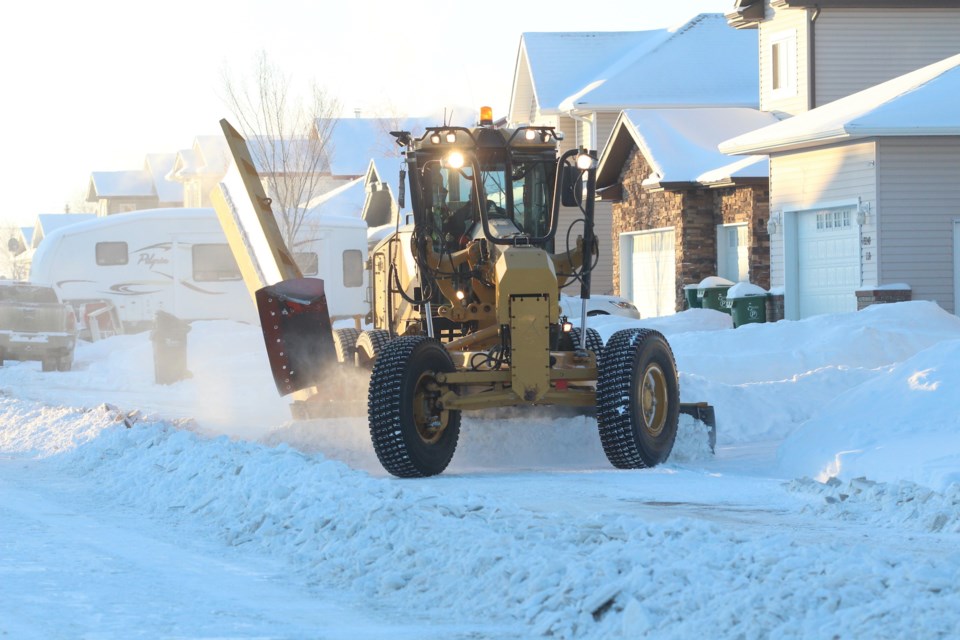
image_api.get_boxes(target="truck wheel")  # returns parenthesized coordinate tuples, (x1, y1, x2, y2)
(570, 327, 604, 360)
(332, 328, 360, 365)
(355, 329, 390, 369)
(368, 336, 460, 478)
(41, 358, 57, 372)
(596, 328, 679, 469)
(57, 356, 73, 372)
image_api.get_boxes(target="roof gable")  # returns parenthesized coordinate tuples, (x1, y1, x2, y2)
(598, 107, 777, 188)
(144, 153, 183, 203)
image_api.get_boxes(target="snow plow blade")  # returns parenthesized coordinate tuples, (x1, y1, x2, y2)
(256, 278, 336, 396)
(679, 402, 717, 452)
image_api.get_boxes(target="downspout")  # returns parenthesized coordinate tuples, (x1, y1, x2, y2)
(808, 5, 820, 110)
(565, 109, 596, 151)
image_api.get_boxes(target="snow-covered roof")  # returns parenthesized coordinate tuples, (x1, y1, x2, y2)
(33, 213, 97, 248)
(194, 135, 231, 175)
(144, 153, 182, 203)
(318, 117, 436, 176)
(521, 14, 759, 114)
(168, 148, 199, 181)
(563, 14, 759, 110)
(721, 52, 960, 155)
(88, 171, 155, 198)
(597, 108, 778, 188)
(521, 31, 665, 112)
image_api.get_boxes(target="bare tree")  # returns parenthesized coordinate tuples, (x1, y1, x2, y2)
(221, 52, 341, 250)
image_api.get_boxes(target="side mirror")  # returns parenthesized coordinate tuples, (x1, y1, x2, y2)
(560, 166, 582, 207)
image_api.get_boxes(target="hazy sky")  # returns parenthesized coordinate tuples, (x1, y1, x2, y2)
(2, 0, 733, 228)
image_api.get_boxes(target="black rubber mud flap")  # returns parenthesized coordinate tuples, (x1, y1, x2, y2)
(256, 278, 335, 396)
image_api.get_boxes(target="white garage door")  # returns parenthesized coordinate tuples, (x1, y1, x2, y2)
(621, 228, 676, 318)
(797, 206, 859, 317)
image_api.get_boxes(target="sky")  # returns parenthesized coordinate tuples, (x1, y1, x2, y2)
(3, 301, 960, 636)
(0, 0, 733, 229)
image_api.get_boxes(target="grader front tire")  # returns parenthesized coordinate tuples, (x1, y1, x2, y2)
(368, 336, 460, 478)
(597, 328, 679, 469)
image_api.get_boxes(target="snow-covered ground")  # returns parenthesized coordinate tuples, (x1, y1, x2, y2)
(2, 301, 960, 638)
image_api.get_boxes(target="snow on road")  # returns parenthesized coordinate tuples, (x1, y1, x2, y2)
(2, 301, 960, 638)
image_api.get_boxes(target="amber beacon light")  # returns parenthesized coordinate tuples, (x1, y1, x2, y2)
(479, 106, 493, 126)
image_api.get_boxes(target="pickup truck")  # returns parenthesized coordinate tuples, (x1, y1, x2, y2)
(0, 281, 77, 371)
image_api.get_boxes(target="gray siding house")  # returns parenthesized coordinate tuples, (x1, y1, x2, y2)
(723, 0, 960, 318)
(722, 54, 960, 317)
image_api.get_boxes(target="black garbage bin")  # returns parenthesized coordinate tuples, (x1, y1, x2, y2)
(151, 311, 191, 384)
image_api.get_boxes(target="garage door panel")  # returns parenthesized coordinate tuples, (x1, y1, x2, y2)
(625, 229, 676, 318)
(797, 206, 859, 317)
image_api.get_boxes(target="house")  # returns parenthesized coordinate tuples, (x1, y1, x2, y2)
(87, 154, 182, 216)
(87, 153, 183, 216)
(508, 13, 759, 297)
(722, 0, 960, 319)
(168, 136, 231, 208)
(722, 53, 960, 317)
(596, 108, 778, 317)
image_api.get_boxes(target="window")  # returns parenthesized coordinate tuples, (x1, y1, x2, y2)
(192, 243, 241, 281)
(770, 30, 797, 98)
(96, 242, 129, 266)
(295, 252, 319, 276)
(342, 249, 363, 287)
(815, 207, 854, 231)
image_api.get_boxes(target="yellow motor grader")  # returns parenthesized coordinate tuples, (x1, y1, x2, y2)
(213, 110, 714, 478)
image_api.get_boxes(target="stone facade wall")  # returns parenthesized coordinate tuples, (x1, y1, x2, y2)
(610, 147, 771, 313)
(610, 149, 683, 295)
(715, 186, 771, 290)
(856, 288, 912, 310)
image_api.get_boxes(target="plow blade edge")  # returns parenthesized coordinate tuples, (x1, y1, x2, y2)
(256, 278, 335, 396)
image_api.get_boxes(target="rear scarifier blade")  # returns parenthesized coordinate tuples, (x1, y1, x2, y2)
(256, 278, 335, 396)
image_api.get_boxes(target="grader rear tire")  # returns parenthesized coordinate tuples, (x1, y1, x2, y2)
(596, 328, 679, 469)
(332, 328, 360, 364)
(355, 329, 391, 369)
(368, 336, 460, 478)
(569, 327, 604, 360)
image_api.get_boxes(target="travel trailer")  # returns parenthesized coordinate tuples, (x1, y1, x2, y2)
(30, 208, 368, 333)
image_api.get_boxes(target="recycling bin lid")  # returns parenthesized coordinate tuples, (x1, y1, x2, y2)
(726, 282, 768, 300)
(697, 276, 735, 289)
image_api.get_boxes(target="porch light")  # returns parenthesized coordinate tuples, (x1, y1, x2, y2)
(766, 211, 781, 235)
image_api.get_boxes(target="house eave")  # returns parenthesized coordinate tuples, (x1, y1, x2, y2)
(723, 126, 960, 155)
(772, 0, 960, 8)
(721, 130, 855, 155)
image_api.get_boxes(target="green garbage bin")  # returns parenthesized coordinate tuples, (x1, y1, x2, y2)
(727, 282, 769, 328)
(697, 276, 734, 314)
(684, 284, 701, 310)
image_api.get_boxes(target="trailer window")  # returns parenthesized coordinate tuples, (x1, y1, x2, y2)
(343, 249, 363, 287)
(295, 252, 319, 276)
(96, 242, 129, 266)
(192, 243, 241, 281)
